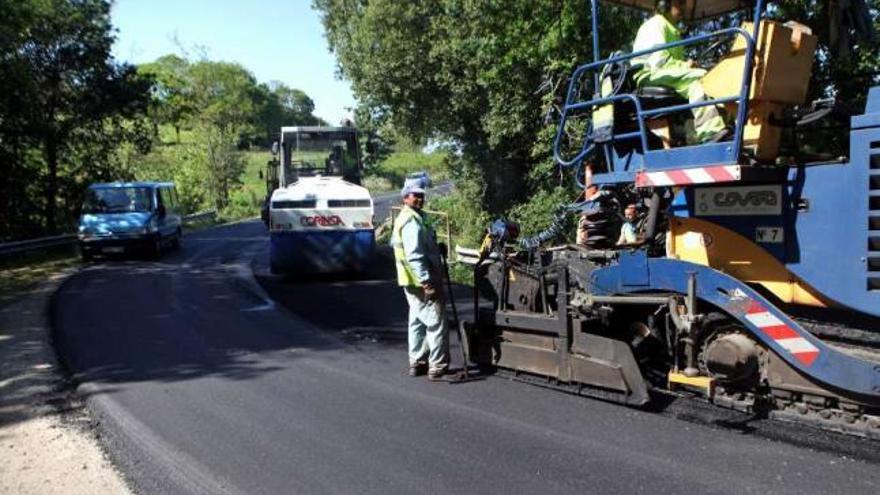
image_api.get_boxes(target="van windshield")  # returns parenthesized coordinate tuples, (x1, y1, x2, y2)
(82, 187, 153, 213)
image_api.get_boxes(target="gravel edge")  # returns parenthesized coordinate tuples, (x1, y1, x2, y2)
(0, 268, 134, 495)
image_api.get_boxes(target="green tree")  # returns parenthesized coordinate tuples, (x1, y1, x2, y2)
(773, 0, 879, 111)
(314, 0, 639, 241)
(131, 54, 329, 216)
(314, 1, 635, 201)
(272, 83, 320, 123)
(255, 81, 326, 144)
(187, 61, 259, 209)
(138, 55, 194, 143)
(0, 0, 151, 236)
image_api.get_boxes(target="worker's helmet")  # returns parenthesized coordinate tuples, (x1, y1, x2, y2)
(401, 182, 426, 197)
(656, 0, 686, 14)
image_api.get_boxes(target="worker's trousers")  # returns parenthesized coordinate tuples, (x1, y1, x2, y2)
(637, 66, 726, 142)
(403, 286, 449, 373)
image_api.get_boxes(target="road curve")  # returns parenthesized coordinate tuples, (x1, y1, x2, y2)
(52, 219, 880, 495)
(372, 180, 454, 222)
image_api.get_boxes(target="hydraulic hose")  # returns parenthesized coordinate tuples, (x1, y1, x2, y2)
(519, 208, 569, 251)
(642, 191, 661, 244)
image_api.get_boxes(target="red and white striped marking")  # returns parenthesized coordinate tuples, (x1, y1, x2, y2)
(744, 301, 819, 366)
(635, 165, 740, 187)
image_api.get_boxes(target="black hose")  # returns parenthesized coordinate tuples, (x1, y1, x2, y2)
(642, 191, 661, 243)
(519, 209, 569, 251)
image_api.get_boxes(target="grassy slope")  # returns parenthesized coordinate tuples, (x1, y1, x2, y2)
(223, 150, 270, 220)
(363, 150, 446, 194)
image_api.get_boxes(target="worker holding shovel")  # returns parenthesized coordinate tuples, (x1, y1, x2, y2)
(391, 183, 450, 381)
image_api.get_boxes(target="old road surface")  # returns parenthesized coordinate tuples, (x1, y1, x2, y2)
(53, 214, 880, 493)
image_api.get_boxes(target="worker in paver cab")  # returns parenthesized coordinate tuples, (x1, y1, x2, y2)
(632, 0, 729, 143)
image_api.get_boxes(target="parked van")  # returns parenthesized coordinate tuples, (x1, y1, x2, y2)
(77, 182, 182, 260)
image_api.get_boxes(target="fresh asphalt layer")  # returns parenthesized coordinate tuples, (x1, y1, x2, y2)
(52, 218, 880, 494)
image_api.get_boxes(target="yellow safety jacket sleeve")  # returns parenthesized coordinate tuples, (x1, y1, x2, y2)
(401, 219, 432, 283)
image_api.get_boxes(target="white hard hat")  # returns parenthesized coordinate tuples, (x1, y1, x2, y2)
(401, 183, 426, 197)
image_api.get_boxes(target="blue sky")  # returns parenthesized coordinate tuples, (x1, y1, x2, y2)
(110, 0, 356, 125)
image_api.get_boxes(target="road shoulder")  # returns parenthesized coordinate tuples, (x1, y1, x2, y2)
(0, 268, 132, 495)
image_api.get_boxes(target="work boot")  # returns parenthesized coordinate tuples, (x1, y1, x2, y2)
(427, 368, 448, 381)
(408, 363, 427, 377)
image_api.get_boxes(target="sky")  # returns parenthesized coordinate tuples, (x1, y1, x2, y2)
(110, 0, 356, 125)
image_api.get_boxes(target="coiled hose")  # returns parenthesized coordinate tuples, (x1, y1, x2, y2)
(518, 190, 621, 251)
(519, 208, 570, 251)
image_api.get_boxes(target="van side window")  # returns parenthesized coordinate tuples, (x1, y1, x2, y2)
(156, 187, 165, 211)
(169, 187, 178, 211)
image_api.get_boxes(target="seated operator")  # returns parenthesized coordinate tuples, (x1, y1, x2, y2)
(327, 145, 344, 175)
(617, 204, 639, 245)
(632, 0, 729, 143)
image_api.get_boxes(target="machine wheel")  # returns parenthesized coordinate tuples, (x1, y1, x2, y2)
(696, 314, 763, 392)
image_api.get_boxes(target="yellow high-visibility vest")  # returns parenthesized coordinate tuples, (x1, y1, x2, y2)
(391, 205, 430, 287)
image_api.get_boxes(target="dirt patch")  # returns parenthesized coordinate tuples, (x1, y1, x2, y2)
(0, 256, 79, 305)
(0, 269, 132, 495)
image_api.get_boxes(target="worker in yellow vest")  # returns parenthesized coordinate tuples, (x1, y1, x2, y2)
(632, 0, 728, 143)
(391, 183, 449, 380)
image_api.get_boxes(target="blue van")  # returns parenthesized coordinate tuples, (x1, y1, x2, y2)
(77, 182, 182, 260)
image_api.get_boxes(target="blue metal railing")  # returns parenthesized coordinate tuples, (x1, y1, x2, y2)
(555, 93, 651, 167)
(553, 0, 767, 176)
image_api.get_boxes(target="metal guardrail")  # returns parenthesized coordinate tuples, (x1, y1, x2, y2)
(183, 210, 217, 224)
(0, 210, 217, 258)
(0, 234, 78, 257)
(454, 246, 480, 265)
(388, 206, 452, 257)
(454, 245, 503, 265)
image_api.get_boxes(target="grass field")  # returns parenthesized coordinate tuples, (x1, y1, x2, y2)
(363, 150, 447, 194)
(222, 150, 271, 220)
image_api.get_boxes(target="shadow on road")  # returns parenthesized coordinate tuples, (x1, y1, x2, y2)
(50, 222, 322, 390)
(50, 221, 474, 404)
(256, 246, 474, 351)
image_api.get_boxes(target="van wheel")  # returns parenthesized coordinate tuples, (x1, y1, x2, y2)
(151, 237, 163, 259)
(172, 228, 182, 250)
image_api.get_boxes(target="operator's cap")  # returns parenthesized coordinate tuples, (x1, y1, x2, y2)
(400, 183, 426, 197)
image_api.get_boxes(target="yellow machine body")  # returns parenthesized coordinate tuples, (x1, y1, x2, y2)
(667, 217, 830, 307)
(702, 21, 817, 160)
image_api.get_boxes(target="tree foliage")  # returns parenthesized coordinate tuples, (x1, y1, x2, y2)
(255, 82, 326, 143)
(135, 57, 327, 211)
(314, 0, 641, 220)
(0, 0, 152, 238)
(0, 1, 328, 240)
(315, 0, 880, 245)
(771, 0, 880, 109)
(138, 55, 194, 142)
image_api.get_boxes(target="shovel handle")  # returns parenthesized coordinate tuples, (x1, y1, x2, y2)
(440, 252, 469, 373)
